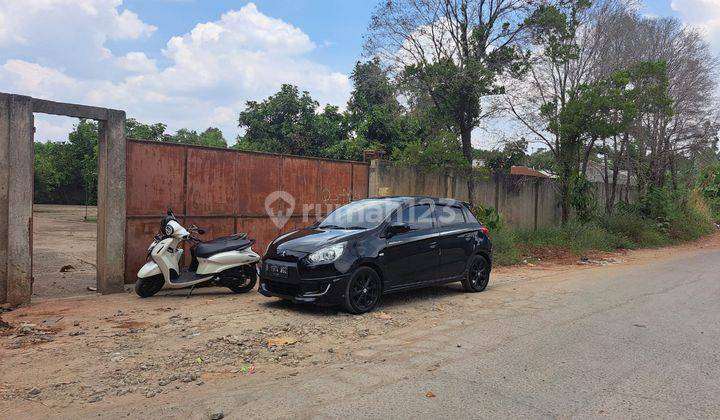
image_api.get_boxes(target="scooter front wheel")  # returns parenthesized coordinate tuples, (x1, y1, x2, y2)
(135, 275, 164, 298)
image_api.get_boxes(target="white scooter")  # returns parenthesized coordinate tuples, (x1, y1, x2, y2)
(135, 209, 261, 298)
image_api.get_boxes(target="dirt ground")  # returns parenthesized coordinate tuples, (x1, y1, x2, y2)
(2, 231, 719, 418)
(31, 204, 98, 300)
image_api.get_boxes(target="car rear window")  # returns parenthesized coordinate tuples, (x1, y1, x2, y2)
(463, 206, 480, 224)
(435, 205, 466, 227)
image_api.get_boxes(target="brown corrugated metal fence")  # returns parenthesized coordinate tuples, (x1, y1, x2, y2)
(125, 139, 369, 283)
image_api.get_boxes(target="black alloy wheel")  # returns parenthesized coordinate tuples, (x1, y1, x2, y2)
(344, 267, 381, 314)
(462, 255, 490, 292)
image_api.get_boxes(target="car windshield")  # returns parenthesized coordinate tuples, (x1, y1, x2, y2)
(319, 199, 403, 230)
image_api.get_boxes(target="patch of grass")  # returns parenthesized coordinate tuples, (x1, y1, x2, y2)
(478, 190, 716, 267)
(599, 210, 665, 248)
(710, 197, 720, 223)
(488, 225, 521, 266)
(666, 190, 715, 241)
(516, 222, 632, 255)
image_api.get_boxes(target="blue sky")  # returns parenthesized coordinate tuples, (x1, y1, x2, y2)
(118, 0, 377, 73)
(0, 0, 717, 145)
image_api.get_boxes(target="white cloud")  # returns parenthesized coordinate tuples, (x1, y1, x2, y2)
(671, 0, 720, 51)
(1, 0, 158, 42)
(33, 115, 77, 143)
(112, 8, 156, 39)
(0, 60, 78, 98)
(0, 2, 351, 143)
(0, 0, 156, 79)
(116, 52, 158, 73)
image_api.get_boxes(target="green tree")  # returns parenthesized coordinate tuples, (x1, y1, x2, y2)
(524, 0, 589, 222)
(34, 141, 73, 203)
(235, 84, 342, 156)
(125, 118, 167, 141)
(166, 127, 227, 148)
(543, 72, 638, 221)
(68, 120, 99, 205)
(621, 61, 673, 192)
(391, 133, 467, 169)
(476, 139, 529, 174)
(168, 128, 200, 145)
(527, 149, 555, 172)
(34, 119, 98, 205)
(323, 137, 382, 161)
(366, 0, 531, 177)
(198, 127, 227, 148)
(348, 59, 405, 152)
(316, 105, 351, 150)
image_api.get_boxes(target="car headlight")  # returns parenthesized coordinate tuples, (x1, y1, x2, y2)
(306, 243, 345, 265)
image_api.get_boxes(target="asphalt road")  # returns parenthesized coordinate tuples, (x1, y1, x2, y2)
(209, 244, 720, 419)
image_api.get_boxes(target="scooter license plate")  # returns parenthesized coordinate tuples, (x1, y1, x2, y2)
(266, 263, 288, 278)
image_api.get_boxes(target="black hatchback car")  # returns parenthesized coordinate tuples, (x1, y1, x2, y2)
(259, 196, 492, 313)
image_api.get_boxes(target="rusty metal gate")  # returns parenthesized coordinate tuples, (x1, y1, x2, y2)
(124, 140, 369, 283)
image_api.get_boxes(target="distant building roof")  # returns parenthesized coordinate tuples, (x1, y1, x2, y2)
(510, 165, 550, 178)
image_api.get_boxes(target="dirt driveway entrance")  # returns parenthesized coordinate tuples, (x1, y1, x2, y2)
(31, 205, 98, 300)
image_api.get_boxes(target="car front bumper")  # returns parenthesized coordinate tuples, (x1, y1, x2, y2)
(259, 274, 349, 306)
(258, 257, 351, 305)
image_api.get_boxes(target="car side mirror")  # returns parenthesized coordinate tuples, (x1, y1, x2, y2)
(385, 222, 411, 237)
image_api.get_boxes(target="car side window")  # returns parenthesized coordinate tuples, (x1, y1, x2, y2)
(463, 206, 480, 224)
(394, 204, 434, 231)
(435, 205, 466, 227)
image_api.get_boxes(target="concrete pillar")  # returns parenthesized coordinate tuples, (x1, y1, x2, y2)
(2, 95, 34, 305)
(0, 94, 9, 303)
(368, 159, 380, 197)
(97, 110, 126, 294)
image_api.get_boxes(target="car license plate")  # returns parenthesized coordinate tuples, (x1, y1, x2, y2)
(266, 262, 288, 278)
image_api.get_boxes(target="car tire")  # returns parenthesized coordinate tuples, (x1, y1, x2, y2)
(135, 275, 164, 298)
(343, 267, 382, 314)
(461, 255, 490, 292)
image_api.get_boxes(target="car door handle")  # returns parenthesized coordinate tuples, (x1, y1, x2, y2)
(429, 242, 438, 249)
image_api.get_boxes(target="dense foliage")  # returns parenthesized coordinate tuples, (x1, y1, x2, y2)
(34, 120, 98, 204)
(698, 164, 720, 222)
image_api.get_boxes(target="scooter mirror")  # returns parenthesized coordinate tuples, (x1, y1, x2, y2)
(197, 229, 206, 235)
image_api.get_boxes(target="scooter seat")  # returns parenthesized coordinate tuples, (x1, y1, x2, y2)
(194, 234, 253, 258)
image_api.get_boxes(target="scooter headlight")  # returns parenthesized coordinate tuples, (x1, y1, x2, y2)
(306, 243, 345, 265)
(164, 224, 174, 236)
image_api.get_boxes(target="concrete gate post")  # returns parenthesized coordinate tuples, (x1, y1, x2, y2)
(0, 94, 7, 304)
(0, 94, 34, 305)
(97, 109, 127, 295)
